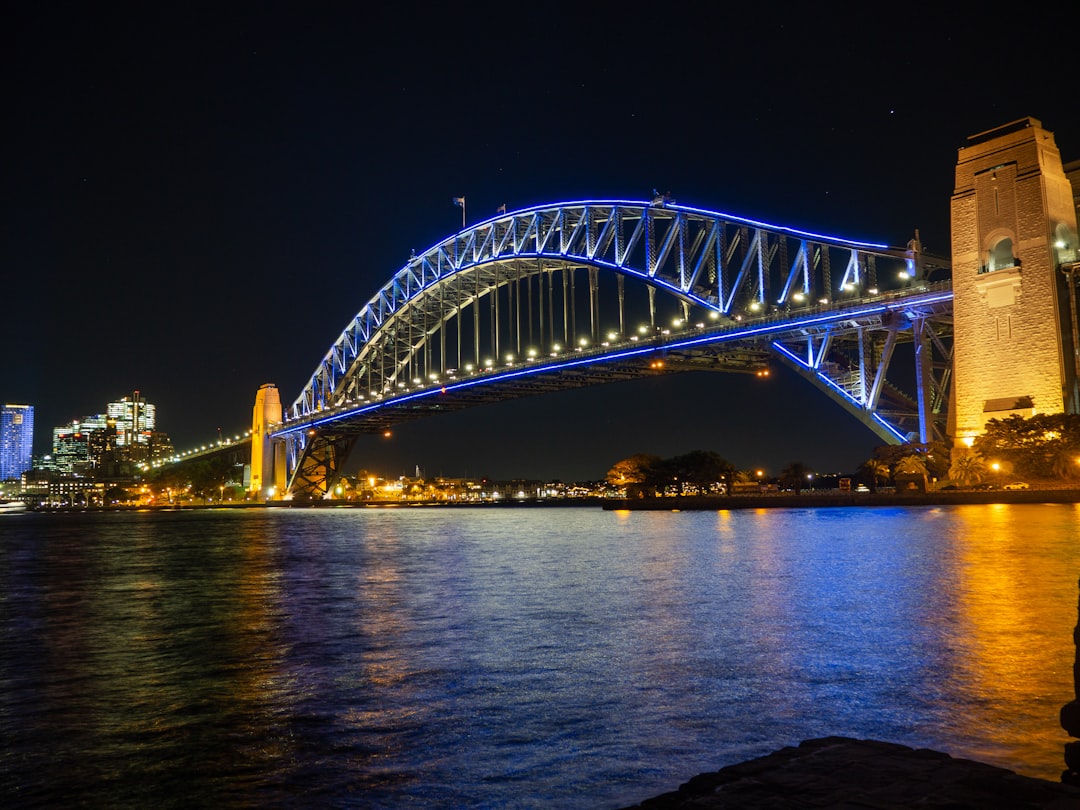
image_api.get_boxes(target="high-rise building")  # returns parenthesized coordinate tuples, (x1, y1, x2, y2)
(106, 391, 156, 459)
(1, 403, 35, 480)
(52, 414, 111, 473)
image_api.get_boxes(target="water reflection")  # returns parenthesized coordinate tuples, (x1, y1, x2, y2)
(2, 504, 1079, 808)
(946, 504, 1080, 774)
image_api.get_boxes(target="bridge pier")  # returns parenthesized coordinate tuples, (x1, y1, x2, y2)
(250, 383, 287, 500)
(949, 118, 1080, 447)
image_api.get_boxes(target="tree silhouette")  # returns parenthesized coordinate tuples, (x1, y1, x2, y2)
(949, 452, 985, 487)
(780, 462, 810, 495)
(663, 450, 735, 495)
(606, 453, 662, 497)
(860, 458, 891, 492)
(974, 413, 1080, 479)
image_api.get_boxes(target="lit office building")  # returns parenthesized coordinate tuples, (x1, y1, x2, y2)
(0, 403, 35, 480)
(52, 415, 111, 473)
(107, 392, 156, 458)
(53, 429, 90, 473)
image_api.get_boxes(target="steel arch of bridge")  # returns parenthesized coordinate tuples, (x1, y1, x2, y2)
(275, 199, 952, 498)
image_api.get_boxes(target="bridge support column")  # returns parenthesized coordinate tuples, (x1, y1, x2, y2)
(950, 118, 1080, 448)
(913, 317, 932, 445)
(250, 383, 285, 501)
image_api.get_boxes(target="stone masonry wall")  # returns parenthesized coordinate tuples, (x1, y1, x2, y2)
(951, 118, 1072, 442)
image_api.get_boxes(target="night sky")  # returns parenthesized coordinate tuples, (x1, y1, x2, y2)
(6, 4, 1079, 481)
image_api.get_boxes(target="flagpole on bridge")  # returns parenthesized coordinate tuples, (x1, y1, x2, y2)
(453, 196, 466, 229)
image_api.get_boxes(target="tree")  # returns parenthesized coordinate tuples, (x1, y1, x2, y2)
(606, 453, 662, 497)
(974, 413, 1080, 479)
(870, 441, 950, 481)
(895, 455, 928, 476)
(892, 453, 929, 492)
(1051, 444, 1080, 480)
(663, 450, 735, 496)
(949, 452, 985, 487)
(780, 462, 810, 495)
(860, 458, 891, 492)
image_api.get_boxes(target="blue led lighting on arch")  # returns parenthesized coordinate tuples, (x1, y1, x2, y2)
(769, 341, 908, 443)
(293, 199, 938, 419)
(467, 199, 894, 253)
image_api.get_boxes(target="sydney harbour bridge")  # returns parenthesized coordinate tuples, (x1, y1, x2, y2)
(259, 198, 954, 499)
(172, 118, 1080, 500)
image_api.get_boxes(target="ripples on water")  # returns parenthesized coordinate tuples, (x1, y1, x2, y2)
(1, 503, 1078, 808)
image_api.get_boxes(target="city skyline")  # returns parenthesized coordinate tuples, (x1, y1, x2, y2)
(5, 6, 1080, 481)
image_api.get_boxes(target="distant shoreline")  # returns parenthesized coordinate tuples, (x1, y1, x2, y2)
(602, 488, 1080, 510)
(11, 488, 1080, 513)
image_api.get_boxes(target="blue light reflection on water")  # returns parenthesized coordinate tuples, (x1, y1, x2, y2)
(1, 503, 1078, 808)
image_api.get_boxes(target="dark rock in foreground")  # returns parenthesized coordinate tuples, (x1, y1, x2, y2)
(618, 737, 1080, 809)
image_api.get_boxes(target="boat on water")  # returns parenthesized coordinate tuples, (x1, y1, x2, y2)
(0, 499, 27, 513)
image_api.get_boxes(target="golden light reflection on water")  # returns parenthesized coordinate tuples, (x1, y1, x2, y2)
(942, 504, 1080, 778)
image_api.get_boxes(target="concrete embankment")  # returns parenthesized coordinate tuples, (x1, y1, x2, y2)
(603, 489, 1080, 510)
(618, 736, 1080, 809)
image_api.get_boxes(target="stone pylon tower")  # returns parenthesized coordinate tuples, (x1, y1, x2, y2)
(250, 383, 286, 499)
(950, 117, 1080, 447)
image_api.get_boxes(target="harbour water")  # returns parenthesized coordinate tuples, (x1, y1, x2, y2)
(2, 503, 1078, 808)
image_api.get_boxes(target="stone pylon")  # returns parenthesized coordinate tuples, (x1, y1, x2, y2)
(950, 118, 1080, 448)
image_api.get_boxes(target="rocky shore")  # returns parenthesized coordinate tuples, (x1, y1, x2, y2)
(618, 737, 1080, 809)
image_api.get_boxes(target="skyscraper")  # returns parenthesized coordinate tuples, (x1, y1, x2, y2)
(1, 403, 34, 480)
(106, 391, 156, 456)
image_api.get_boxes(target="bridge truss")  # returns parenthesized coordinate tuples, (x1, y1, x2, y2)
(273, 200, 951, 498)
